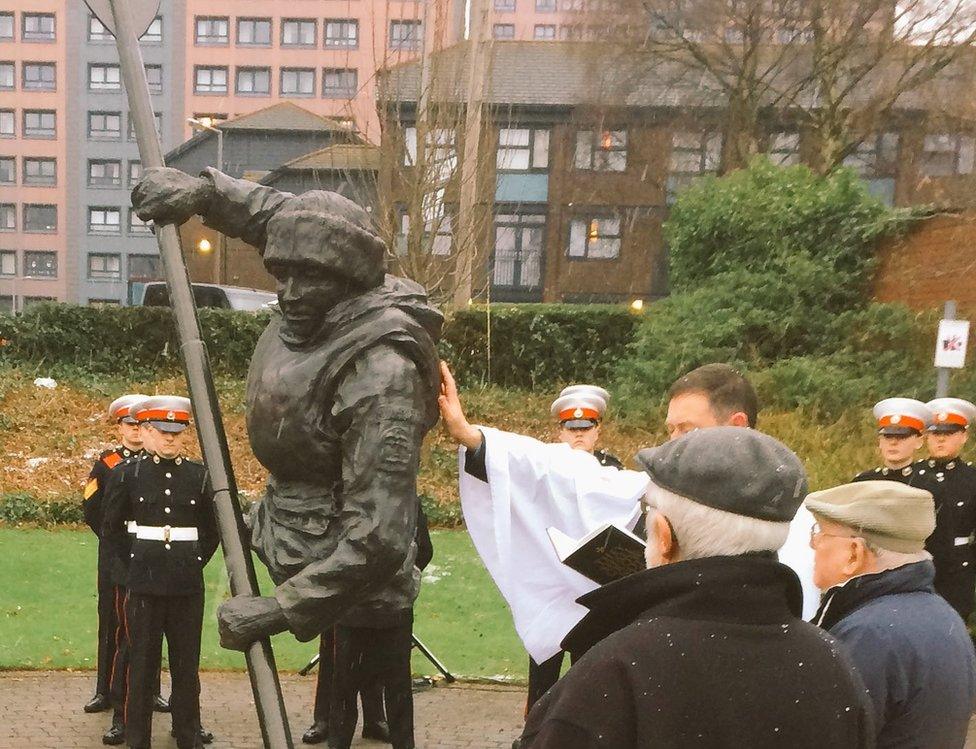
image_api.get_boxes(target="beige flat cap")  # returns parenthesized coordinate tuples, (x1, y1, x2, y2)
(804, 480, 935, 553)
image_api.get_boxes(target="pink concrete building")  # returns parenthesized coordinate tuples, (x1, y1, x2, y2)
(0, 1, 67, 310)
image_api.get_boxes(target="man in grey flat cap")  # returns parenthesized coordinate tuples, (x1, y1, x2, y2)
(520, 427, 873, 749)
(809, 481, 976, 749)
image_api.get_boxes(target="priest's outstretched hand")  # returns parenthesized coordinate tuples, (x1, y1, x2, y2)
(438, 361, 484, 450)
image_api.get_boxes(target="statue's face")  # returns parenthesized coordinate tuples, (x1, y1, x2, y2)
(266, 260, 351, 341)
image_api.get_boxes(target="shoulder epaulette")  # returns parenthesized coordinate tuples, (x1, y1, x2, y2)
(102, 452, 123, 469)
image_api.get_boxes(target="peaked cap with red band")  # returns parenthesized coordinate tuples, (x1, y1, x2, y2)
(550, 385, 610, 428)
(137, 395, 192, 433)
(872, 397, 932, 436)
(108, 394, 150, 424)
(926, 398, 976, 433)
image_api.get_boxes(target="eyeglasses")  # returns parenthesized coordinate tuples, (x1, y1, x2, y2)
(809, 522, 858, 547)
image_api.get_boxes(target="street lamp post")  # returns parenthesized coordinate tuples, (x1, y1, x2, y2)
(187, 117, 224, 284)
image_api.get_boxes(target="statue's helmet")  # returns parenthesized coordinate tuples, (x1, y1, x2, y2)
(264, 190, 386, 290)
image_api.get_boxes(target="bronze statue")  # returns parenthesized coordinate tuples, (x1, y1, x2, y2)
(131, 167, 442, 651)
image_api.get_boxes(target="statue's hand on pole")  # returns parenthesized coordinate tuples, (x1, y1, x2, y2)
(131, 167, 214, 225)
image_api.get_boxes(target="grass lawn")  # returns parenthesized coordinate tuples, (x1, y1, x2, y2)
(0, 528, 529, 682)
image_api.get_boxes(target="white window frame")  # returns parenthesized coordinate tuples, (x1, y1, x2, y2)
(89, 64, 121, 91)
(194, 66, 228, 94)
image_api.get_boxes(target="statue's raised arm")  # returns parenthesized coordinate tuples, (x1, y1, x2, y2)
(131, 167, 443, 649)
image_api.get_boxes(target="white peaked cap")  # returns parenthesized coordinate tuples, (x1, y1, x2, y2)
(926, 398, 976, 430)
(108, 393, 150, 422)
(871, 397, 933, 434)
(550, 384, 610, 421)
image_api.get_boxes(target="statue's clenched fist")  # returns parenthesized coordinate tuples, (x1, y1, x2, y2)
(130, 167, 213, 225)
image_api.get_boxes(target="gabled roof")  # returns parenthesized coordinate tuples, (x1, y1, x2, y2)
(260, 143, 380, 186)
(218, 101, 351, 132)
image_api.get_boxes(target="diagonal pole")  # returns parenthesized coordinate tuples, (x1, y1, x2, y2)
(84, 2, 294, 746)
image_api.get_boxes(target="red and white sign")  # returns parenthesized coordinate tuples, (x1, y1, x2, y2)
(935, 319, 970, 369)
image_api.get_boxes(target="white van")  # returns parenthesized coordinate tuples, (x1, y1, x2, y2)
(137, 282, 277, 312)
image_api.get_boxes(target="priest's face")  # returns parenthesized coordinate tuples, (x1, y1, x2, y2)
(558, 423, 601, 453)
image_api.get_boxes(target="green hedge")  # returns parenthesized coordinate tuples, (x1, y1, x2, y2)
(0, 301, 640, 387)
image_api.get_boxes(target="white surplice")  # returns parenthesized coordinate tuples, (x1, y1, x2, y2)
(458, 427, 650, 663)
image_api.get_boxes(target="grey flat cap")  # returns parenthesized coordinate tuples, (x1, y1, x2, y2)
(636, 427, 807, 522)
(805, 480, 934, 553)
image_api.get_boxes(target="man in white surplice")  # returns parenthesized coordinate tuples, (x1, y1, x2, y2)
(438, 363, 648, 717)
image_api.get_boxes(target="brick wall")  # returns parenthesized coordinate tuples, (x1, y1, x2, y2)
(874, 213, 976, 316)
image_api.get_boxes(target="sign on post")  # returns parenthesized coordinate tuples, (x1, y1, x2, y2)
(935, 319, 970, 369)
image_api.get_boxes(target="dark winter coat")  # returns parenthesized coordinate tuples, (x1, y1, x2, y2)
(815, 560, 976, 748)
(521, 555, 874, 749)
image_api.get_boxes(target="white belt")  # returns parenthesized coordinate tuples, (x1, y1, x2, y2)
(954, 535, 974, 547)
(135, 526, 198, 542)
(126, 521, 137, 534)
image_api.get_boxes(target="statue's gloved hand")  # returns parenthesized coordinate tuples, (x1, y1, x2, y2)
(130, 167, 213, 225)
(217, 594, 288, 651)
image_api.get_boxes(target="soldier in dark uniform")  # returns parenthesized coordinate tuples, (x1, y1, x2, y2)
(915, 398, 976, 621)
(852, 398, 932, 485)
(103, 396, 219, 749)
(82, 394, 147, 715)
(130, 168, 442, 747)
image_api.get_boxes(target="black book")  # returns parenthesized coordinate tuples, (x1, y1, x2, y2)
(547, 523, 646, 585)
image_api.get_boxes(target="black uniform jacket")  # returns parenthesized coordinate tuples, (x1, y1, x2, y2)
(913, 458, 976, 580)
(852, 462, 925, 485)
(103, 454, 219, 597)
(84, 446, 139, 582)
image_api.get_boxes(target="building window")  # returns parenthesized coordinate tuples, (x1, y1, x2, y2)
(403, 127, 418, 166)
(237, 18, 272, 46)
(88, 160, 122, 187)
(23, 296, 56, 307)
(89, 64, 120, 91)
(128, 112, 161, 140)
(236, 67, 271, 96)
(88, 253, 121, 280)
(0, 62, 13, 90)
(493, 24, 515, 40)
(22, 13, 55, 42)
(195, 16, 228, 45)
(24, 251, 57, 278)
(919, 133, 976, 177)
(497, 128, 550, 171)
(575, 129, 627, 172)
(89, 16, 112, 42)
(129, 254, 161, 280)
(495, 0, 517, 9)
(145, 64, 162, 93)
(569, 214, 623, 260)
(24, 157, 56, 186)
(281, 68, 315, 96)
(536, 0, 557, 10)
(0, 156, 13, 184)
(141, 17, 162, 43)
(24, 204, 57, 233)
(767, 131, 800, 166)
(324, 19, 358, 48)
(843, 133, 899, 177)
(669, 130, 722, 178)
(89, 207, 121, 234)
(195, 66, 228, 94)
(0, 251, 14, 276)
(493, 213, 545, 292)
(390, 20, 422, 50)
(88, 111, 120, 140)
(129, 210, 152, 235)
(0, 109, 12, 137)
(0, 13, 13, 41)
(24, 110, 56, 139)
(534, 24, 556, 39)
(0, 204, 13, 230)
(0, 295, 12, 311)
(24, 62, 56, 91)
(282, 18, 316, 47)
(323, 68, 357, 98)
(128, 161, 143, 185)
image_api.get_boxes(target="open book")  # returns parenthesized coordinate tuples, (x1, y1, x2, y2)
(547, 523, 646, 585)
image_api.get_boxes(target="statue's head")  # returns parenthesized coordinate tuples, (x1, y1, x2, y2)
(264, 191, 386, 342)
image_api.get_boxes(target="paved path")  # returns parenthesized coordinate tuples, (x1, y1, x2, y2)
(0, 671, 524, 749)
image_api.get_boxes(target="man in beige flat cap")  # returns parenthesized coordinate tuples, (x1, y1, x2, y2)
(808, 481, 976, 749)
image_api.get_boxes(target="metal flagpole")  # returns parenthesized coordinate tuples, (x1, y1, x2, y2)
(83, 2, 293, 746)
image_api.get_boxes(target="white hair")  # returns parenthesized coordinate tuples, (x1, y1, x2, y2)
(648, 484, 791, 562)
(857, 536, 931, 570)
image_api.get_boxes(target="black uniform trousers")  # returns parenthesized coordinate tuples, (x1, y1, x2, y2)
(125, 591, 203, 749)
(935, 569, 976, 621)
(312, 627, 385, 727)
(95, 564, 120, 695)
(329, 622, 414, 749)
(526, 651, 577, 715)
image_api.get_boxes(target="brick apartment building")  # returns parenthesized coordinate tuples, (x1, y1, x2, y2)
(377, 41, 976, 304)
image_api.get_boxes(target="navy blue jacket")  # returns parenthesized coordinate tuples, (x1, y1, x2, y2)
(815, 560, 976, 748)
